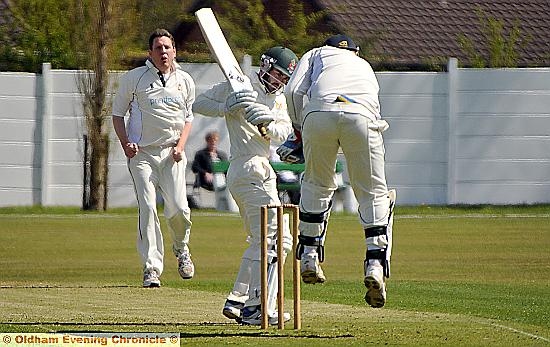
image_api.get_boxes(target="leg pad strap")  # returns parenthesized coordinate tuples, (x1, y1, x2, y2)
(364, 226, 386, 238)
(296, 234, 325, 262)
(299, 210, 328, 224)
(299, 201, 332, 223)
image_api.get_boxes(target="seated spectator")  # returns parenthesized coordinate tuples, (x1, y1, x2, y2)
(191, 131, 228, 191)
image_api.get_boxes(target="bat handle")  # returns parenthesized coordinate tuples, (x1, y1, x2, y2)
(258, 124, 269, 139)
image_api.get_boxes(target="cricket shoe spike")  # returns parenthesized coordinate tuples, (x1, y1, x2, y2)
(241, 305, 290, 326)
(300, 251, 326, 284)
(222, 299, 244, 321)
(143, 269, 161, 288)
(364, 259, 386, 308)
(177, 250, 195, 279)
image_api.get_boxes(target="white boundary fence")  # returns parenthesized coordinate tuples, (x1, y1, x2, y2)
(0, 58, 549, 207)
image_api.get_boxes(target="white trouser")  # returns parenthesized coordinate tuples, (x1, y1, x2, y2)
(300, 111, 390, 238)
(128, 146, 192, 275)
(226, 155, 292, 308)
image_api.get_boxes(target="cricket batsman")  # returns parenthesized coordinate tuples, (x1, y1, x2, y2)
(192, 46, 299, 324)
(278, 34, 396, 308)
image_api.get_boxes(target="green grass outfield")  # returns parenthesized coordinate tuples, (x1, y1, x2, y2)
(0, 205, 549, 346)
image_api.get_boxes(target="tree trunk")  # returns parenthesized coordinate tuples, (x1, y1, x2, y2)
(82, 0, 111, 211)
(87, 131, 110, 210)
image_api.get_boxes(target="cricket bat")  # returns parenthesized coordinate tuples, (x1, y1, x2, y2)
(195, 8, 268, 139)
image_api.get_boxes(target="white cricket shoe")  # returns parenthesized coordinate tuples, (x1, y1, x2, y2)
(300, 251, 326, 284)
(364, 260, 386, 308)
(222, 299, 243, 321)
(177, 250, 195, 279)
(241, 305, 291, 326)
(143, 269, 161, 288)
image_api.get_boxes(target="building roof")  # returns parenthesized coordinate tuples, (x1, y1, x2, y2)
(176, 0, 550, 69)
(314, 0, 550, 68)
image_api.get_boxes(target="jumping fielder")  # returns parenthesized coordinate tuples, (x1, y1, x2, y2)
(193, 47, 298, 325)
(278, 34, 396, 308)
(112, 29, 196, 288)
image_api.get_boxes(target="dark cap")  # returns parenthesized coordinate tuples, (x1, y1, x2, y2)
(324, 34, 360, 52)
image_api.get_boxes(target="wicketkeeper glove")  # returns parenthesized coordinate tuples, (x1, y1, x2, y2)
(225, 90, 257, 112)
(276, 129, 304, 164)
(244, 103, 274, 126)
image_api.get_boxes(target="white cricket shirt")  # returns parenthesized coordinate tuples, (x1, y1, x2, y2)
(285, 46, 381, 126)
(192, 73, 293, 160)
(112, 59, 195, 147)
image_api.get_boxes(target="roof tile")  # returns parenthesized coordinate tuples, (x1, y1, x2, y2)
(316, 0, 550, 67)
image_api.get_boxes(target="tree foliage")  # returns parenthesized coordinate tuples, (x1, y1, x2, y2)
(2, 0, 333, 70)
(1, 0, 80, 71)
(206, 0, 333, 63)
(457, 8, 529, 68)
(2, 0, 143, 72)
(134, 0, 190, 45)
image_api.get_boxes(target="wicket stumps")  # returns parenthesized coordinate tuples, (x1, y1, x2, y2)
(260, 204, 301, 330)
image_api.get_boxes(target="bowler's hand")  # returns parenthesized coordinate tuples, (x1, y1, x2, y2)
(172, 146, 184, 162)
(122, 142, 139, 158)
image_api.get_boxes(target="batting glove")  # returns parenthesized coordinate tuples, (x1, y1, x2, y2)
(225, 90, 257, 112)
(244, 103, 274, 126)
(276, 129, 304, 164)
